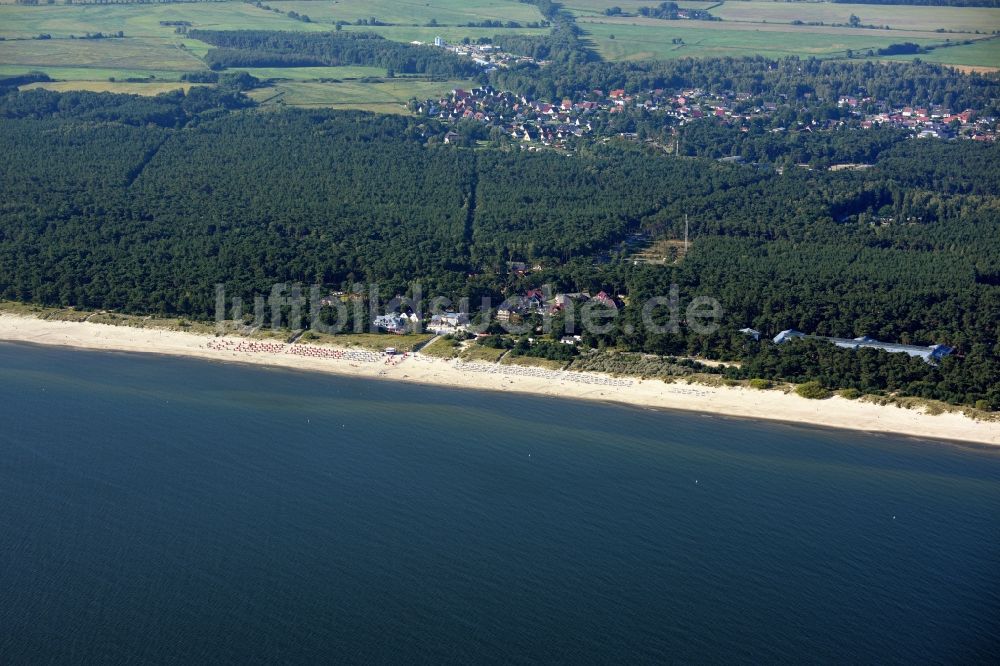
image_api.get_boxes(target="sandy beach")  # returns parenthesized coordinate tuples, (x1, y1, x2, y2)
(1, 313, 997, 446)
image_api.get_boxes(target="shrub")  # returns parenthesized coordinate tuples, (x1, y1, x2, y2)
(749, 378, 772, 390)
(839, 388, 862, 400)
(796, 381, 831, 400)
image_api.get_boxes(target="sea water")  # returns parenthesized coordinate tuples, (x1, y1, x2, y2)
(1, 343, 998, 663)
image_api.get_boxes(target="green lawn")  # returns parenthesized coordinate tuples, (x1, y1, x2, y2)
(268, 0, 544, 26)
(247, 77, 477, 112)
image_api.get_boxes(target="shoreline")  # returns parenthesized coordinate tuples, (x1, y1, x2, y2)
(1, 314, 997, 446)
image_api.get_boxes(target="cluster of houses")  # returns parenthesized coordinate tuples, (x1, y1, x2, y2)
(409, 33, 996, 145)
(416, 80, 996, 147)
(445, 40, 545, 71)
(496, 289, 621, 323)
(412, 36, 546, 74)
(843, 100, 992, 141)
(366, 289, 622, 337)
(422, 86, 596, 148)
(372, 311, 473, 335)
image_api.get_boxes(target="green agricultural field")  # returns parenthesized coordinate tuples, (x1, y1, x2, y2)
(712, 1, 1000, 35)
(268, 0, 544, 26)
(579, 18, 953, 61)
(0, 2, 544, 88)
(20, 80, 201, 96)
(246, 77, 478, 112)
(571, 0, 999, 66)
(565, 0, 1000, 35)
(0, 3, 319, 84)
(337, 24, 549, 45)
(0, 3, 318, 39)
(0, 37, 204, 72)
(564, 0, 716, 17)
(0, 64, 190, 81)
(883, 37, 1000, 69)
(236, 65, 395, 81)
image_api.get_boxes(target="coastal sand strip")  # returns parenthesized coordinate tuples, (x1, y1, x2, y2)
(1, 314, 997, 446)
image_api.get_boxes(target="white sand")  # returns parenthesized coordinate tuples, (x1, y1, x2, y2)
(1, 314, 997, 446)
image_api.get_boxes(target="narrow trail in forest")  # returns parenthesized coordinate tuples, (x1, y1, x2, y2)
(463, 156, 478, 253)
(125, 135, 170, 189)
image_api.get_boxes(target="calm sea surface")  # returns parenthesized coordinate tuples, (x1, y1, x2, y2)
(0, 342, 998, 664)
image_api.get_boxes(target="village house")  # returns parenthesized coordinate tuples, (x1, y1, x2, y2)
(591, 291, 619, 309)
(428, 312, 470, 333)
(496, 306, 520, 323)
(374, 313, 408, 334)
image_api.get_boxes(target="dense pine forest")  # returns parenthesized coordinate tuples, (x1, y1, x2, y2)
(0, 82, 997, 408)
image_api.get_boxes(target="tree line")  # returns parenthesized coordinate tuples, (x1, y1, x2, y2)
(189, 30, 482, 77)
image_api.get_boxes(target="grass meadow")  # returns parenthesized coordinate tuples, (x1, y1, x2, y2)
(0, 64, 191, 81)
(579, 18, 997, 65)
(882, 37, 1000, 69)
(20, 80, 200, 95)
(580, 20, 945, 60)
(337, 24, 548, 44)
(246, 77, 478, 112)
(565, 0, 1000, 35)
(563, 0, 718, 18)
(711, 1, 1000, 35)
(571, 0, 1000, 67)
(236, 65, 392, 80)
(268, 0, 545, 26)
(0, 2, 319, 39)
(0, 37, 204, 72)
